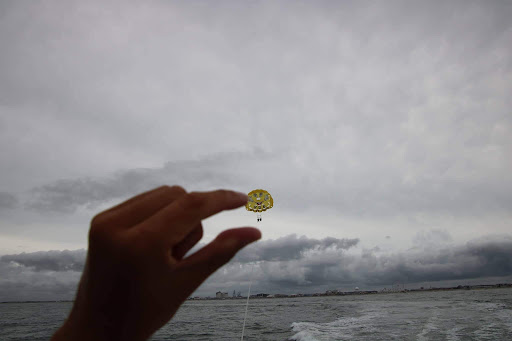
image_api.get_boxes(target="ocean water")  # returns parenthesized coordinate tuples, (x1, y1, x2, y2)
(1, 288, 511, 340)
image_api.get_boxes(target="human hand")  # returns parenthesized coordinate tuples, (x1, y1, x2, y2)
(51, 186, 260, 341)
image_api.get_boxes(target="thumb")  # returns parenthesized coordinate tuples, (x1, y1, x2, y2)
(174, 227, 261, 289)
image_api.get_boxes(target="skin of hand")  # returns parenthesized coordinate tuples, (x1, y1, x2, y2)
(51, 186, 260, 341)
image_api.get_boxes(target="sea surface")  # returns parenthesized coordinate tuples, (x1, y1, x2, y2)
(1, 288, 511, 340)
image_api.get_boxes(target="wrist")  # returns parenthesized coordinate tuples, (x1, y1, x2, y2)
(51, 310, 110, 341)
(52, 302, 149, 341)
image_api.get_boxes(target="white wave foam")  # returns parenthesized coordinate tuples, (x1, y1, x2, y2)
(446, 326, 462, 341)
(416, 307, 440, 341)
(289, 311, 382, 341)
(495, 308, 512, 333)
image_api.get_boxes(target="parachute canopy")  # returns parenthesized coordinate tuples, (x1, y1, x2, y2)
(245, 189, 273, 213)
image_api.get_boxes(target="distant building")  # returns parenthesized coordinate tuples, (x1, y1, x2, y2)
(216, 291, 228, 298)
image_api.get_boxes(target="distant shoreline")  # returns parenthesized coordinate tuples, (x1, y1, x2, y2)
(3, 283, 511, 304)
(190, 283, 512, 300)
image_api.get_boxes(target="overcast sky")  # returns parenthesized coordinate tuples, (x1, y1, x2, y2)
(1, 1, 511, 300)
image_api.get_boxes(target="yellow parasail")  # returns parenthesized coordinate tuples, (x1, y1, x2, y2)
(246, 189, 273, 222)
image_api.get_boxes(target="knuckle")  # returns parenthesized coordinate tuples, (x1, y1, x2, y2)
(156, 185, 172, 192)
(88, 223, 110, 245)
(90, 212, 107, 228)
(89, 212, 115, 245)
(158, 185, 186, 195)
(169, 185, 186, 195)
(184, 192, 203, 208)
(158, 185, 187, 203)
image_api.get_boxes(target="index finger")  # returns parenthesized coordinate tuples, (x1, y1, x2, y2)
(137, 189, 249, 247)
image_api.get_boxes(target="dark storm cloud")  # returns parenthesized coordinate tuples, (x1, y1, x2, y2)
(1, 249, 86, 272)
(234, 234, 360, 262)
(0, 192, 18, 209)
(0, 262, 81, 302)
(1, 235, 512, 300)
(351, 237, 512, 286)
(0, 249, 85, 301)
(200, 235, 512, 295)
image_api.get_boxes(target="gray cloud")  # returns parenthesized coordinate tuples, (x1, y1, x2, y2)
(233, 234, 360, 263)
(24, 148, 275, 213)
(412, 229, 453, 248)
(199, 234, 512, 295)
(0, 192, 18, 209)
(0, 0, 512, 303)
(0, 270, 80, 302)
(0, 249, 85, 302)
(1, 0, 511, 222)
(20, 140, 512, 218)
(351, 237, 512, 287)
(1, 249, 86, 272)
(2, 235, 512, 300)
